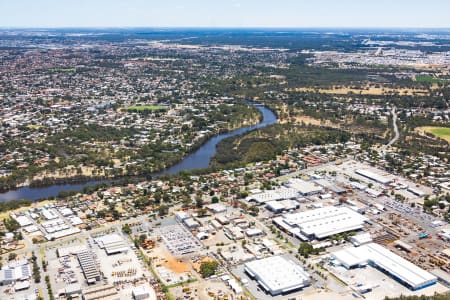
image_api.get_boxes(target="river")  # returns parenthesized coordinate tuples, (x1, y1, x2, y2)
(0, 103, 277, 202)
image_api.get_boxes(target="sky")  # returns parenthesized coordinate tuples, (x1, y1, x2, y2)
(1, 0, 449, 28)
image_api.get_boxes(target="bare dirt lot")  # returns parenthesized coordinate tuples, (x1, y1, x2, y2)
(286, 84, 436, 96)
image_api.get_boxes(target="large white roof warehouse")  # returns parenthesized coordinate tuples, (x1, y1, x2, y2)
(244, 256, 310, 295)
(355, 169, 393, 185)
(95, 234, 128, 255)
(274, 206, 367, 240)
(284, 178, 323, 196)
(332, 243, 437, 291)
(246, 188, 299, 204)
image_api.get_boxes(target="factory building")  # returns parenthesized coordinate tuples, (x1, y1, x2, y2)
(332, 243, 437, 290)
(82, 284, 119, 300)
(349, 233, 372, 247)
(183, 218, 200, 229)
(175, 211, 189, 222)
(273, 206, 367, 240)
(284, 178, 323, 196)
(206, 203, 227, 214)
(266, 200, 300, 213)
(355, 169, 393, 185)
(132, 286, 156, 300)
(95, 234, 128, 255)
(244, 256, 310, 296)
(245, 228, 264, 238)
(246, 188, 299, 204)
(77, 251, 101, 284)
(0, 260, 31, 285)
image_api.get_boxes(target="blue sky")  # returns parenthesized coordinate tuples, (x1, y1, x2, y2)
(1, 0, 449, 28)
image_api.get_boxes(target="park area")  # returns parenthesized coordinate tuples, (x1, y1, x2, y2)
(122, 105, 168, 112)
(417, 126, 450, 143)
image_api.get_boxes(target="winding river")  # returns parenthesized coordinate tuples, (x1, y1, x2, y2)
(0, 103, 277, 202)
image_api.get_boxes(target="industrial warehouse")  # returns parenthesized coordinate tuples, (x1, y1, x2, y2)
(332, 243, 437, 291)
(95, 233, 128, 255)
(246, 187, 299, 204)
(244, 256, 310, 296)
(77, 250, 101, 284)
(355, 169, 393, 185)
(273, 206, 368, 240)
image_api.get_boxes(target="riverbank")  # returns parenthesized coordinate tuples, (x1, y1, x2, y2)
(0, 103, 276, 202)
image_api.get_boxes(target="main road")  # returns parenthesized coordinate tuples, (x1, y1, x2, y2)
(386, 106, 399, 148)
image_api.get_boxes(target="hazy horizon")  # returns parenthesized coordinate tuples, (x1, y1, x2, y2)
(1, 0, 450, 28)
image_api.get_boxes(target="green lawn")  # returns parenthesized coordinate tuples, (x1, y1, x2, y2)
(27, 125, 45, 130)
(420, 126, 450, 143)
(123, 105, 167, 112)
(415, 75, 443, 84)
(429, 127, 450, 138)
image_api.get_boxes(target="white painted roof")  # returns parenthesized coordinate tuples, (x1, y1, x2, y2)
(333, 243, 436, 289)
(244, 256, 309, 294)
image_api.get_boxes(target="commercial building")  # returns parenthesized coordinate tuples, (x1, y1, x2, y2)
(132, 286, 156, 300)
(82, 284, 119, 300)
(266, 199, 300, 214)
(247, 188, 299, 204)
(407, 187, 426, 197)
(59, 207, 74, 217)
(272, 216, 307, 240)
(0, 263, 31, 285)
(315, 179, 347, 194)
(215, 215, 230, 225)
(439, 228, 450, 241)
(206, 203, 227, 213)
(175, 211, 189, 222)
(226, 226, 245, 240)
(284, 179, 323, 196)
(227, 278, 243, 294)
(245, 228, 264, 237)
(183, 218, 200, 229)
(244, 256, 310, 296)
(266, 201, 285, 213)
(210, 219, 223, 230)
(13, 215, 33, 227)
(273, 206, 367, 240)
(57, 284, 82, 298)
(45, 227, 81, 240)
(332, 243, 437, 290)
(95, 234, 128, 255)
(14, 280, 30, 291)
(41, 209, 59, 220)
(349, 233, 372, 247)
(355, 169, 392, 185)
(431, 268, 450, 288)
(77, 251, 101, 284)
(58, 245, 89, 257)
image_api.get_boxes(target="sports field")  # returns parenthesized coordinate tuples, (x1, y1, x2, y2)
(417, 126, 450, 142)
(122, 105, 167, 111)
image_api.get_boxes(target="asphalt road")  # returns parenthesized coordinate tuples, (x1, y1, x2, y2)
(387, 106, 399, 147)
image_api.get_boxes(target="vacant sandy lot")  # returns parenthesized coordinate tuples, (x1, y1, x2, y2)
(287, 84, 435, 96)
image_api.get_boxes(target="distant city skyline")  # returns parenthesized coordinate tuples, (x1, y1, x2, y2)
(1, 0, 450, 28)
